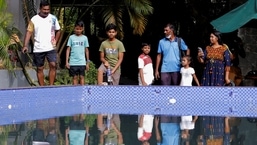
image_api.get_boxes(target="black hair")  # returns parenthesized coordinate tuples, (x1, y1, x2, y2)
(141, 42, 151, 48)
(40, 0, 50, 8)
(183, 55, 192, 63)
(165, 23, 176, 35)
(211, 29, 223, 45)
(106, 23, 117, 31)
(75, 20, 84, 27)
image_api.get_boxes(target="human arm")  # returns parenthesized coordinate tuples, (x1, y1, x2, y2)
(155, 53, 162, 80)
(22, 21, 34, 53)
(112, 52, 124, 74)
(65, 47, 71, 69)
(99, 51, 109, 67)
(55, 30, 61, 44)
(154, 116, 161, 142)
(192, 116, 198, 123)
(111, 122, 123, 144)
(85, 126, 89, 145)
(197, 48, 205, 63)
(224, 117, 230, 133)
(186, 48, 190, 55)
(22, 31, 33, 53)
(225, 67, 230, 84)
(139, 68, 147, 86)
(181, 38, 190, 56)
(225, 50, 231, 84)
(138, 57, 147, 85)
(192, 74, 200, 86)
(65, 127, 69, 145)
(85, 47, 90, 71)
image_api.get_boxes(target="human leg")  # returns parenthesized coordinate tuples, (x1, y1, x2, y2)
(48, 62, 56, 85)
(72, 76, 78, 85)
(46, 50, 57, 85)
(112, 70, 121, 85)
(224, 117, 230, 145)
(98, 64, 106, 85)
(37, 66, 45, 86)
(34, 52, 46, 86)
(170, 72, 181, 85)
(69, 66, 79, 85)
(160, 72, 172, 85)
(79, 75, 85, 85)
(97, 114, 104, 132)
(78, 66, 86, 85)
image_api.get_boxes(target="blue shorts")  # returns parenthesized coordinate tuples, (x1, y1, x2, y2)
(33, 50, 57, 67)
(159, 123, 180, 145)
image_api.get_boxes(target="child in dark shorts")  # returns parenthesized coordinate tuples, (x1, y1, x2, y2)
(66, 20, 90, 85)
(65, 20, 90, 145)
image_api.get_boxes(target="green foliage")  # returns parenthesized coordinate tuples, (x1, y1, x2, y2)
(45, 61, 98, 85)
(54, 69, 72, 85)
(53, 61, 98, 128)
(64, 114, 97, 128)
(0, 0, 22, 70)
(0, 125, 16, 145)
(85, 61, 98, 85)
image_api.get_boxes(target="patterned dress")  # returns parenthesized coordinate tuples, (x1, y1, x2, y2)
(201, 45, 231, 86)
(200, 45, 231, 145)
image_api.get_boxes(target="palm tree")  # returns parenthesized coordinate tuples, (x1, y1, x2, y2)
(48, 0, 154, 62)
(0, 0, 20, 70)
(96, 0, 154, 39)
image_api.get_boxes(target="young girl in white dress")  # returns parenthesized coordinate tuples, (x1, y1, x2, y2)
(180, 55, 200, 145)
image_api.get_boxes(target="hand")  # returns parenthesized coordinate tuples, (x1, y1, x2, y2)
(142, 82, 147, 86)
(104, 61, 109, 67)
(197, 50, 204, 58)
(155, 71, 160, 80)
(22, 47, 28, 53)
(65, 63, 70, 69)
(86, 63, 89, 71)
(156, 134, 161, 142)
(154, 116, 159, 125)
(103, 129, 109, 135)
(111, 69, 115, 75)
(225, 78, 231, 85)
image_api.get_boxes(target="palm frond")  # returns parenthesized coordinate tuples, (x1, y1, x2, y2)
(22, 0, 37, 26)
(125, 0, 153, 35)
(0, 0, 7, 11)
(99, 0, 153, 38)
(0, 44, 13, 70)
(101, 1, 124, 39)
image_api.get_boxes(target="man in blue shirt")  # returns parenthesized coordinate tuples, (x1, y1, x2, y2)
(154, 23, 190, 145)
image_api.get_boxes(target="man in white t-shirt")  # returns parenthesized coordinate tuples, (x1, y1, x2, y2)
(22, 0, 61, 86)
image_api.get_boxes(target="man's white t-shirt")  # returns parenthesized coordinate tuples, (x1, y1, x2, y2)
(28, 14, 60, 52)
(138, 54, 154, 85)
(180, 67, 195, 86)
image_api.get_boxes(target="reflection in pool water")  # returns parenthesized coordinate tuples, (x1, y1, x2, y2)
(5, 115, 257, 145)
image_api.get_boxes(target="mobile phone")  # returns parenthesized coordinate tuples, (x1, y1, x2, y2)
(198, 47, 203, 52)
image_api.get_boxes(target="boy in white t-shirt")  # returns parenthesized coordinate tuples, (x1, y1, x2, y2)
(137, 43, 154, 145)
(138, 43, 154, 86)
(180, 55, 200, 145)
